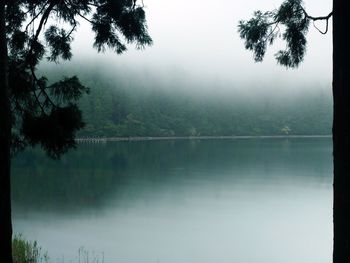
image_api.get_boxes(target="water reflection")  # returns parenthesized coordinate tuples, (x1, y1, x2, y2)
(12, 138, 333, 263)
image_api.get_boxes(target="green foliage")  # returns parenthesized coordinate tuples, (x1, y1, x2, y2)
(12, 235, 49, 263)
(49, 65, 331, 138)
(48, 76, 90, 104)
(12, 235, 104, 263)
(238, 11, 275, 62)
(44, 26, 73, 62)
(6, 0, 152, 158)
(22, 105, 84, 159)
(91, 1, 152, 53)
(238, 0, 310, 67)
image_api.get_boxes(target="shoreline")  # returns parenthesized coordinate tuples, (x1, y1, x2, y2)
(75, 135, 332, 142)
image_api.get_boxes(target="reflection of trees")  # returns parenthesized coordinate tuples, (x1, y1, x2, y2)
(12, 145, 128, 212)
(12, 138, 332, 213)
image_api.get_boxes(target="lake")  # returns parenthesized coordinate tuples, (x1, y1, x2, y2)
(12, 138, 333, 263)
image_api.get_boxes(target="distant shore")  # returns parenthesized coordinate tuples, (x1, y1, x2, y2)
(75, 135, 331, 143)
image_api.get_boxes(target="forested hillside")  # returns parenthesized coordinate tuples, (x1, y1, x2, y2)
(41, 61, 332, 137)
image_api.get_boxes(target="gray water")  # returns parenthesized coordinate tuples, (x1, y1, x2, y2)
(12, 138, 333, 263)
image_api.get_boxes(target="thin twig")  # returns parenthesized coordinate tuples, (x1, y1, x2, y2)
(300, 6, 333, 22)
(67, 21, 77, 38)
(25, 1, 49, 32)
(29, 65, 56, 112)
(76, 12, 95, 24)
(313, 19, 329, 34)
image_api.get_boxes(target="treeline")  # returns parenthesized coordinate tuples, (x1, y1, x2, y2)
(41, 62, 332, 137)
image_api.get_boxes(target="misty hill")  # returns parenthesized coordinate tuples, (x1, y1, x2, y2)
(40, 60, 332, 137)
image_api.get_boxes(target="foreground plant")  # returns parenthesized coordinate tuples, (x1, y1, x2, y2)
(12, 235, 49, 263)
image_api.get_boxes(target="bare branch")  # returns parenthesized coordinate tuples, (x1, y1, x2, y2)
(313, 19, 329, 35)
(299, 5, 333, 22)
(303, 10, 333, 22)
(268, 22, 280, 38)
(76, 11, 95, 24)
(67, 21, 77, 38)
(299, 6, 332, 34)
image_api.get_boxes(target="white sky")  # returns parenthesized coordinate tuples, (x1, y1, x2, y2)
(68, 0, 333, 94)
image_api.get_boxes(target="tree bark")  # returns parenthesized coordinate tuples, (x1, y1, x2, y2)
(0, 1, 13, 263)
(332, 0, 350, 262)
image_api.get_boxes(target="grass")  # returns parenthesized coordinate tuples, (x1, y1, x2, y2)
(12, 234, 49, 263)
(12, 235, 104, 263)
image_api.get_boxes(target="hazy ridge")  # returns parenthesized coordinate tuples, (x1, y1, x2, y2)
(40, 60, 332, 137)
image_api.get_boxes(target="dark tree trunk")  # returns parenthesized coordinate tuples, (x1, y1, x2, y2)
(332, 0, 350, 262)
(0, 1, 13, 263)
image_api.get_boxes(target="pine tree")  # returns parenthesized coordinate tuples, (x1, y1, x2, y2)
(238, 0, 350, 262)
(0, 1, 152, 262)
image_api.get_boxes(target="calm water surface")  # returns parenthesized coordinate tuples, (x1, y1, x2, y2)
(12, 138, 333, 263)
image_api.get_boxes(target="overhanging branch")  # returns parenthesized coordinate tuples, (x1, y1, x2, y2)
(300, 7, 333, 34)
(25, 1, 49, 32)
(313, 19, 329, 35)
(303, 10, 333, 22)
(33, 2, 55, 42)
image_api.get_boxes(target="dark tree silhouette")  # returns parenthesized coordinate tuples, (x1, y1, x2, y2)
(238, 0, 350, 262)
(0, 1, 152, 262)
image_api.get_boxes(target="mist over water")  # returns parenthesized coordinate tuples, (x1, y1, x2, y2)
(15, 1, 335, 261)
(12, 138, 332, 263)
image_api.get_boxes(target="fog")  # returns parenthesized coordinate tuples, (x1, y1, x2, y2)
(47, 0, 333, 97)
(11, 2, 334, 261)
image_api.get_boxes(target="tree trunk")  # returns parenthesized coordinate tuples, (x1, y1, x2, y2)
(0, 1, 13, 263)
(332, 0, 350, 262)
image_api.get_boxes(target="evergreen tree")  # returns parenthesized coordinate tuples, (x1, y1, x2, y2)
(0, 1, 152, 262)
(238, 0, 349, 262)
